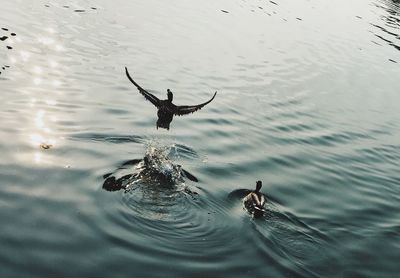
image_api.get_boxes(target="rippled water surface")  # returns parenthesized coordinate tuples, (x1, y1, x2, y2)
(1, 0, 400, 277)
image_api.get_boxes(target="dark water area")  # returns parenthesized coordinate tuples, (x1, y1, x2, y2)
(1, 0, 400, 277)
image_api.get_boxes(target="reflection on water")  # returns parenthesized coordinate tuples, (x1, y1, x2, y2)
(372, 0, 400, 62)
(15, 25, 69, 165)
(1, 0, 400, 277)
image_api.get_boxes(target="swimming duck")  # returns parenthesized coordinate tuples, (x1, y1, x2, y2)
(243, 180, 266, 218)
(125, 67, 217, 130)
(102, 150, 198, 192)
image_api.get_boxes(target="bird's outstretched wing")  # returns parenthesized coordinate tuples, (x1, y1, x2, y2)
(125, 67, 160, 107)
(174, 91, 217, 116)
(181, 168, 199, 182)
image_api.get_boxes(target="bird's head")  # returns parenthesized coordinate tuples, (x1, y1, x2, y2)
(167, 89, 173, 102)
(255, 180, 262, 192)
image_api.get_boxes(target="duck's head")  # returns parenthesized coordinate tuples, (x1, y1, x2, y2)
(255, 180, 262, 192)
(167, 89, 173, 102)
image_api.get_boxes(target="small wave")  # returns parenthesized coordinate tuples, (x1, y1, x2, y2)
(72, 132, 145, 144)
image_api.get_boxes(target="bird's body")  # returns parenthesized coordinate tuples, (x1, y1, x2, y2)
(156, 103, 175, 129)
(125, 67, 217, 130)
(243, 181, 266, 218)
(102, 148, 198, 192)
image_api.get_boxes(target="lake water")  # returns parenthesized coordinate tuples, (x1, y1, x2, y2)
(1, 0, 400, 277)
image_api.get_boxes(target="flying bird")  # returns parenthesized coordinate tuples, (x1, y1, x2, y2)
(125, 67, 217, 130)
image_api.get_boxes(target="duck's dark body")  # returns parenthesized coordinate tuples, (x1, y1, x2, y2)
(102, 153, 198, 192)
(243, 181, 266, 218)
(156, 103, 174, 129)
(125, 67, 217, 130)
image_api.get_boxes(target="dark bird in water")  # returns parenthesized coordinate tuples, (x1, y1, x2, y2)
(102, 151, 198, 192)
(125, 67, 217, 130)
(243, 180, 266, 218)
